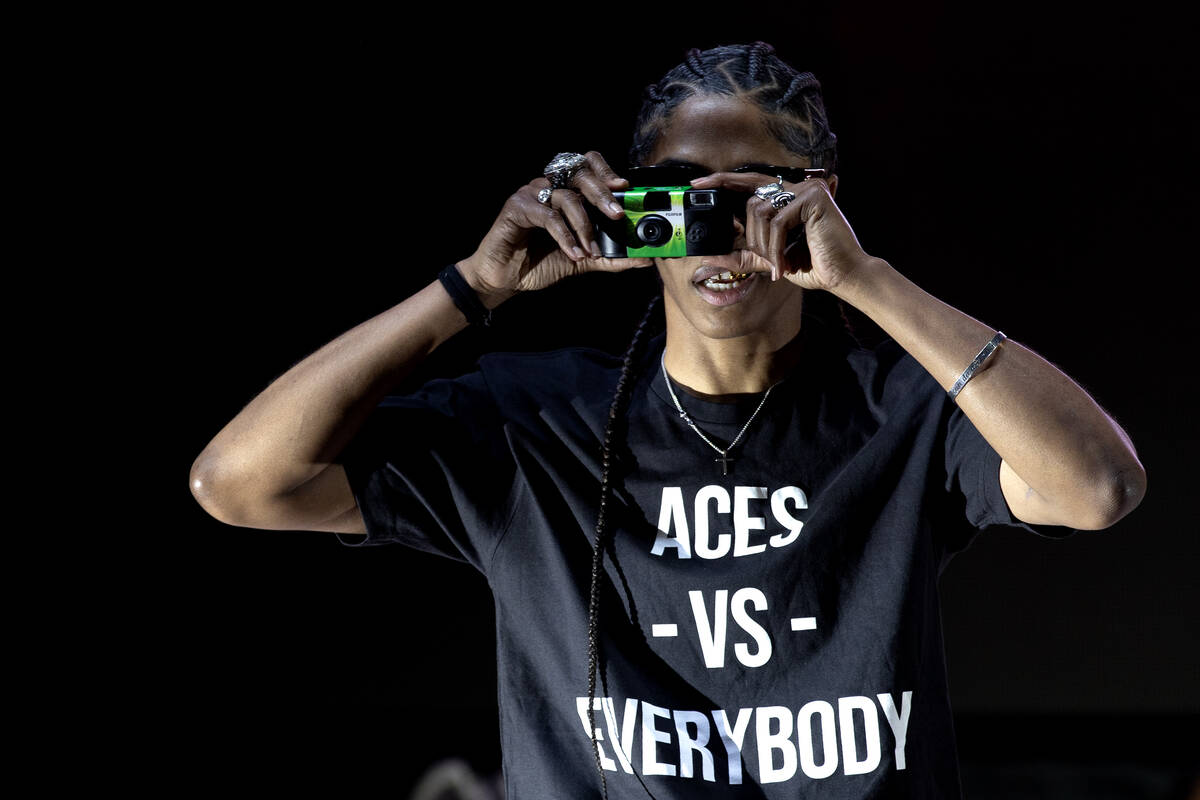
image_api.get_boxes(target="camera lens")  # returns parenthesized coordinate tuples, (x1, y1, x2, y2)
(636, 214, 672, 246)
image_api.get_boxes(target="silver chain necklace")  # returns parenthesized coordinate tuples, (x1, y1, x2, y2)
(660, 352, 779, 476)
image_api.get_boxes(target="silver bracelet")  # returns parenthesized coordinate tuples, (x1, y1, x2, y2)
(949, 331, 1006, 400)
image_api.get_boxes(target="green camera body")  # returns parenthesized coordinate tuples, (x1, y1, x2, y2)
(588, 186, 736, 258)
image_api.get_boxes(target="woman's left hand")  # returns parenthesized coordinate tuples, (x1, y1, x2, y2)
(689, 171, 875, 293)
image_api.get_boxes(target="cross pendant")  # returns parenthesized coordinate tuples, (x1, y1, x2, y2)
(715, 453, 734, 476)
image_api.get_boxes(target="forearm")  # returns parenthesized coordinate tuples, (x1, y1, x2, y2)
(191, 278, 476, 524)
(834, 258, 1146, 529)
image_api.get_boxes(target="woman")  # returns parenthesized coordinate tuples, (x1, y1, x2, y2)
(191, 43, 1145, 798)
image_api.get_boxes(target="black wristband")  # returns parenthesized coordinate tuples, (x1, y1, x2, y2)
(438, 264, 493, 327)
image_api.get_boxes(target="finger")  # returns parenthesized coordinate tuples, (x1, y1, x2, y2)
(740, 249, 777, 277)
(551, 189, 602, 257)
(768, 202, 804, 276)
(516, 190, 585, 261)
(693, 171, 830, 194)
(582, 256, 655, 273)
(743, 196, 759, 255)
(573, 155, 626, 220)
(690, 171, 782, 192)
(745, 195, 777, 277)
(783, 231, 813, 276)
(766, 180, 832, 278)
(781, 181, 833, 273)
(584, 151, 630, 188)
(804, 175, 833, 195)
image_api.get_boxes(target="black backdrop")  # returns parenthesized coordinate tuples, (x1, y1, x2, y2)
(162, 5, 1198, 796)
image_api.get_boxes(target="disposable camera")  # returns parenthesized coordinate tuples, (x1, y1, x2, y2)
(587, 186, 736, 258)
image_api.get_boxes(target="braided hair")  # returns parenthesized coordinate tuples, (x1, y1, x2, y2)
(629, 41, 838, 174)
(585, 42, 842, 798)
(586, 292, 661, 799)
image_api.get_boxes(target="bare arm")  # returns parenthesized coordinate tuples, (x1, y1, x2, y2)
(694, 170, 1147, 531)
(190, 152, 652, 534)
(189, 281, 472, 534)
(836, 259, 1146, 530)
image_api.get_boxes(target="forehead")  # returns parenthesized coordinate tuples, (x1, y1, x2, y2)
(647, 93, 810, 171)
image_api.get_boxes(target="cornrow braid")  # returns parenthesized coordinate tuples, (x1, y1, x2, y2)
(747, 40, 774, 83)
(586, 293, 661, 800)
(778, 70, 821, 109)
(629, 42, 838, 175)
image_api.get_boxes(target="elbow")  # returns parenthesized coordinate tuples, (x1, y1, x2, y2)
(1112, 461, 1148, 523)
(189, 447, 253, 527)
(1077, 462, 1147, 530)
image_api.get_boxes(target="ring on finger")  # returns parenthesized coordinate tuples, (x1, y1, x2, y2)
(537, 187, 553, 205)
(770, 191, 797, 209)
(544, 152, 588, 189)
(754, 176, 786, 201)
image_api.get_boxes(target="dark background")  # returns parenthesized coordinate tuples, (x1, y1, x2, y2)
(151, 4, 1197, 796)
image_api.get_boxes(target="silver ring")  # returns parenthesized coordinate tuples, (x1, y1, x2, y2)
(544, 152, 587, 189)
(537, 187, 553, 205)
(770, 191, 797, 209)
(754, 176, 786, 201)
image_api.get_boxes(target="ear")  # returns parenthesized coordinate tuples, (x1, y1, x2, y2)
(827, 174, 839, 198)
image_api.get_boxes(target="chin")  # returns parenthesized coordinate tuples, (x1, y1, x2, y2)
(691, 311, 774, 340)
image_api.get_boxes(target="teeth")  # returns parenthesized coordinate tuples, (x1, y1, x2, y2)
(700, 271, 753, 291)
(701, 271, 750, 284)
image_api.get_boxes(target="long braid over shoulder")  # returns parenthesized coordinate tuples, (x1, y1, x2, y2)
(586, 293, 661, 799)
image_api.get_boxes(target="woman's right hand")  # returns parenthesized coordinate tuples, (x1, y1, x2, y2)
(456, 151, 655, 307)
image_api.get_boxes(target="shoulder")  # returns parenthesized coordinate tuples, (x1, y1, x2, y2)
(476, 346, 625, 408)
(479, 344, 621, 377)
(478, 345, 622, 385)
(381, 346, 630, 424)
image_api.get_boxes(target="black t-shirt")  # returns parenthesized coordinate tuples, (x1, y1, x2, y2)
(341, 332, 1072, 799)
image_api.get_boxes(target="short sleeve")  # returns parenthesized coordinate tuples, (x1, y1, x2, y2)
(943, 400, 1077, 546)
(336, 368, 521, 574)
